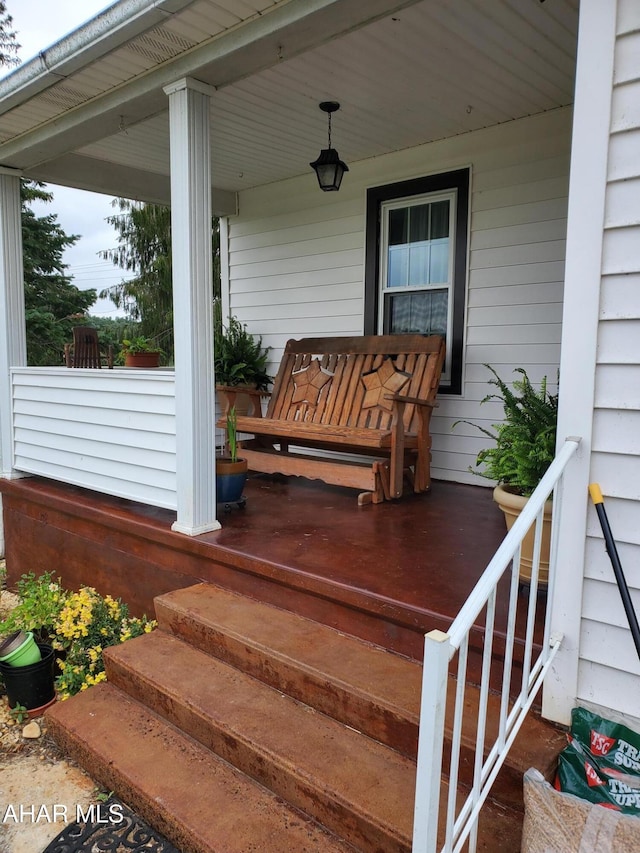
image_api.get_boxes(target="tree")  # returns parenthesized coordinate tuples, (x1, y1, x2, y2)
(100, 199, 220, 363)
(0, 0, 19, 68)
(22, 181, 96, 365)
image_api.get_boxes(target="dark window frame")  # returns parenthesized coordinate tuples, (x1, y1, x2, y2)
(364, 168, 470, 394)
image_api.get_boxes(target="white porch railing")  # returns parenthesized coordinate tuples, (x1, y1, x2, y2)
(412, 436, 581, 853)
(11, 367, 178, 509)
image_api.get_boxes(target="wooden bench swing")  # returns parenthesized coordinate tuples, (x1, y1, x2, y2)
(217, 334, 446, 505)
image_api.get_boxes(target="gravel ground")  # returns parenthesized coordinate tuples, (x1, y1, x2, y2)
(0, 565, 99, 853)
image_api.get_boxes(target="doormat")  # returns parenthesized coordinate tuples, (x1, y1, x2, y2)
(42, 798, 180, 853)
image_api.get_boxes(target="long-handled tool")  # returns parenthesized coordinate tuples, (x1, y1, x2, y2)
(589, 483, 640, 662)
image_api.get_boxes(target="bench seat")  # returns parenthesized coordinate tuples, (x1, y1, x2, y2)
(234, 417, 412, 451)
(218, 334, 445, 505)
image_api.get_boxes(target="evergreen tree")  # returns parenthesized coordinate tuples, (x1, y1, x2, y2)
(100, 199, 220, 362)
(0, 0, 19, 68)
(22, 181, 96, 365)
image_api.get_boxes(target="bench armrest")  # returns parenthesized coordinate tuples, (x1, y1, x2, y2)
(384, 393, 438, 408)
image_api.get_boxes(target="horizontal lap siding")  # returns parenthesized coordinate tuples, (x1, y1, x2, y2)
(229, 108, 570, 484)
(11, 369, 177, 509)
(578, 3, 640, 714)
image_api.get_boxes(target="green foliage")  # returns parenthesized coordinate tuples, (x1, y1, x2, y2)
(0, 1, 19, 68)
(455, 366, 558, 497)
(0, 572, 67, 644)
(22, 181, 95, 365)
(87, 316, 132, 353)
(100, 199, 221, 364)
(214, 302, 271, 390)
(0, 572, 156, 700)
(121, 336, 162, 354)
(9, 703, 28, 724)
(53, 585, 155, 700)
(226, 406, 239, 463)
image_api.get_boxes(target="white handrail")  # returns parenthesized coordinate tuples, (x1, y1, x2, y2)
(448, 438, 580, 650)
(412, 436, 581, 853)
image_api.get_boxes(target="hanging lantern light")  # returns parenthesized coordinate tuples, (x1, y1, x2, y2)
(310, 101, 349, 192)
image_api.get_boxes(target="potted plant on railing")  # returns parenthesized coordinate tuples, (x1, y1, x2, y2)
(454, 366, 558, 586)
(214, 304, 271, 416)
(120, 336, 163, 368)
(216, 406, 248, 508)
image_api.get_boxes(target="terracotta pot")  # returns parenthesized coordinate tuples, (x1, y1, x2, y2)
(216, 457, 248, 504)
(493, 484, 552, 587)
(125, 352, 160, 368)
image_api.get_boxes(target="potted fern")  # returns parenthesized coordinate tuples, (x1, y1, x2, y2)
(214, 304, 271, 416)
(215, 406, 248, 507)
(455, 366, 558, 585)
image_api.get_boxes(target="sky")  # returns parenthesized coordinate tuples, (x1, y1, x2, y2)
(4, 0, 130, 318)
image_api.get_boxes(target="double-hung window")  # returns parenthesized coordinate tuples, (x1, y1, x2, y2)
(365, 169, 469, 394)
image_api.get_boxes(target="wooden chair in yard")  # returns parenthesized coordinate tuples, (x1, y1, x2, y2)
(64, 326, 114, 369)
(217, 334, 446, 505)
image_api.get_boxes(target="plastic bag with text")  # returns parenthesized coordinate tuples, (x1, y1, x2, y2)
(556, 707, 640, 815)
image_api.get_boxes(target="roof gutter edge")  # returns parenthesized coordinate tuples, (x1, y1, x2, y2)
(0, 0, 195, 110)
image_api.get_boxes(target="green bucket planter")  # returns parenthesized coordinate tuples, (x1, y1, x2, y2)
(0, 630, 42, 667)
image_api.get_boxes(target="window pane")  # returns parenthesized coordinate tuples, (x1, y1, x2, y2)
(429, 238, 449, 283)
(408, 242, 429, 286)
(387, 245, 409, 287)
(389, 208, 408, 246)
(385, 199, 450, 289)
(430, 200, 449, 239)
(409, 204, 429, 243)
(388, 290, 448, 336)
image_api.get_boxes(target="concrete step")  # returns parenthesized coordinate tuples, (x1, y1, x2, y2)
(47, 658, 524, 853)
(155, 583, 565, 809)
(46, 582, 561, 851)
(104, 629, 415, 853)
(155, 581, 422, 758)
(46, 684, 356, 853)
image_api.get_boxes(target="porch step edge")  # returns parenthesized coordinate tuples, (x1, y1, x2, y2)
(45, 683, 356, 853)
(104, 629, 416, 853)
(155, 581, 422, 756)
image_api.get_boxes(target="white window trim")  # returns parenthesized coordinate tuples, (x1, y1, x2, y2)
(378, 190, 457, 385)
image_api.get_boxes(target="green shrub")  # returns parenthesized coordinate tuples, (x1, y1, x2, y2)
(53, 586, 155, 699)
(455, 366, 558, 497)
(0, 571, 67, 644)
(214, 302, 271, 390)
(0, 572, 155, 700)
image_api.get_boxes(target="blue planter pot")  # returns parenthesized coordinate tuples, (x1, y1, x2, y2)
(216, 458, 248, 505)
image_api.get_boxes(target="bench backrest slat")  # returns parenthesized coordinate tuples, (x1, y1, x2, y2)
(265, 335, 445, 434)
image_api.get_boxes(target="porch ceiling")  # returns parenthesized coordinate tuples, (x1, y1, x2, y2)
(0, 0, 579, 209)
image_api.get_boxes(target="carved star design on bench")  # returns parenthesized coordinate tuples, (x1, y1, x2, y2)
(292, 359, 334, 406)
(361, 358, 411, 411)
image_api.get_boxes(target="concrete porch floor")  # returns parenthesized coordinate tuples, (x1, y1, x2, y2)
(1, 472, 544, 667)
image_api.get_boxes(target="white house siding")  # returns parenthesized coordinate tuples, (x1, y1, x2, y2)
(11, 368, 177, 510)
(227, 107, 571, 485)
(578, 0, 640, 718)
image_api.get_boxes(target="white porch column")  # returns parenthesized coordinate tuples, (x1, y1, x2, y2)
(0, 169, 26, 557)
(0, 169, 26, 480)
(164, 77, 221, 535)
(543, 0, 617, 726)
